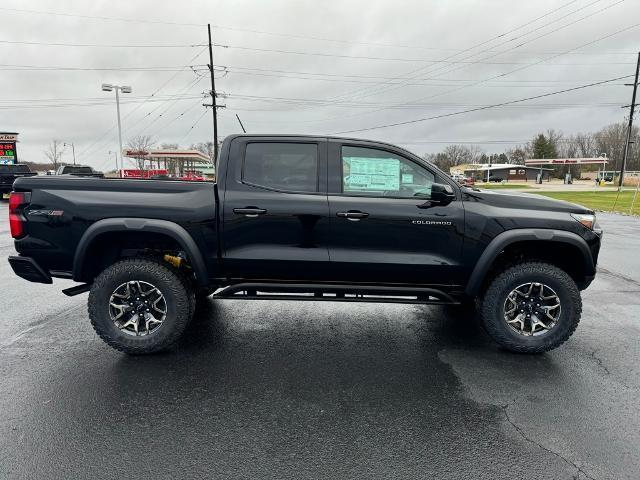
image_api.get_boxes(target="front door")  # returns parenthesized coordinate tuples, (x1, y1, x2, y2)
(221, 138, 331, 281)
(327, 141, 465, 286)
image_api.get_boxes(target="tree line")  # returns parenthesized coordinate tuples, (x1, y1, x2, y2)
(424, 120, 640, 178)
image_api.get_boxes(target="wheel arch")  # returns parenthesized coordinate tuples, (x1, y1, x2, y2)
(465, 229, 595, 296)
(73, 218, 209, 286)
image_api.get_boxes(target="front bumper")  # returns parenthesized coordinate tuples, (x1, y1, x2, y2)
(8, 256, 52, 284)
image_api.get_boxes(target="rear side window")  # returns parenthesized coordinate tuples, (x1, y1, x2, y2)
(243, 143, 318, 193)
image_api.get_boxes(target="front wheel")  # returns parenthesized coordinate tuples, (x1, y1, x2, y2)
(88, 258, 194, 354)
(480, 262, 582, 353)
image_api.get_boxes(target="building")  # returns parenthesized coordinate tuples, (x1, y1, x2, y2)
(463, 163, 553, 182)
(123, 149, 215, 179)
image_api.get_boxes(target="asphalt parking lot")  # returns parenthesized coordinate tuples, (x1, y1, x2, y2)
(0, 205, 638, 480)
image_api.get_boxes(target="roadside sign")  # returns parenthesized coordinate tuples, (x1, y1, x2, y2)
(0, 132, 18, 165)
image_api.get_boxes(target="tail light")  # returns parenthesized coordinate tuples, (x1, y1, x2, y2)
(9, 191, 30, 238)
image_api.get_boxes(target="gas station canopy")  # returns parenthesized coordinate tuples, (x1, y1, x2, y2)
(123, 149, 210, 163)
(525, 158, 609, 166)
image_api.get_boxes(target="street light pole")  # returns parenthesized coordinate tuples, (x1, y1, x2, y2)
(102, 83, 132, 178)
(63, 142, 76, 165)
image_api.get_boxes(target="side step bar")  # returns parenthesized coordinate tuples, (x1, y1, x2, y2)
(62, 283, 91, 297)
(213, 282, 460, 305)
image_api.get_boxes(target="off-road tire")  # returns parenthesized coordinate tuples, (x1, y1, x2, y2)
(88, 258, 194, 354)
(480, 262, 582, 353)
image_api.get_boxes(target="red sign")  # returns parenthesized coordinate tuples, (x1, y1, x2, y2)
(124, 150, 149, 157)
(121, 169, 167, 178)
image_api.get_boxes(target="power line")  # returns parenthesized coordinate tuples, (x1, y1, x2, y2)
(179, 109, 209, 143)
(0, 6, 203, 27)
(332, 0, 624, 103)
(327, 0, 598, 103)
(0, 96, 202, 110)
(212, 43, 635, 65)
(303, 20, 640, 126)
(222, 68, 629, 87)
(76, 47, 207, 162)
(0, 37, 636, 56)
(330, 75, 633, 135)
(0, 63, 207, 71)
(0, 39, 205, 48)
(0, 3, 589, 55)
(224, 93, 623, 109)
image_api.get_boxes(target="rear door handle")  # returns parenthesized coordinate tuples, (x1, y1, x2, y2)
(336, 211, 369, 221)
(233, 207, 267, 218)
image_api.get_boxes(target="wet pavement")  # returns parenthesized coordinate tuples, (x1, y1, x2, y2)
(0, 207, 638, 479)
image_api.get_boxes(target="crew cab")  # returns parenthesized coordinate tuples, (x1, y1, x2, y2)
(1, 164, 36, 197)
(7, 135, 602, 354)
(55, 164, 104, 178)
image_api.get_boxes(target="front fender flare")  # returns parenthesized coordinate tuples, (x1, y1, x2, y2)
(464, 228, 595, 296)
(73, 218, 209, 286)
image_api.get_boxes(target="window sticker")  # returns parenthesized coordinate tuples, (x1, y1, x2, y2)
(401, 173, 414, 184)
(343, 157, 400, 191)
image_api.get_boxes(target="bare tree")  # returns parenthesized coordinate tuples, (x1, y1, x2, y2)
(191, 141, 215, 164)
(594, 121, 639, 172)
(574, 132, 596, 158)
(43, 139, 65, 170)
(126, 135, 155, 171)
(505, 146, 528, 165)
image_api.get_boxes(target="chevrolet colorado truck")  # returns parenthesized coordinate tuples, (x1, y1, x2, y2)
(7, 135, 602, 354)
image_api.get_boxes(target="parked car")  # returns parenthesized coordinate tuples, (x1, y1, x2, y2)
(56, 165, 104, 178)
(461, 176, 475, 186)
(8, 135, 602, 355)
(0, 164, 36, 198)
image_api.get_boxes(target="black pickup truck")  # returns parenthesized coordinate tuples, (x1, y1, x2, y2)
(7, 135, 602, 354)
(55, 164, 104, 178)
(1, 164, 36, 197)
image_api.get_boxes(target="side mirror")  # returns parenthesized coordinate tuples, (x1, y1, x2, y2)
(430, 183, 456, 205)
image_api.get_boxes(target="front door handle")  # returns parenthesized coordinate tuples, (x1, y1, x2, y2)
(233, 207, 267, 218)
(336, 210, 369, 221)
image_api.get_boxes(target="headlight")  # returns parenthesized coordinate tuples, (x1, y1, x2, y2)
(571, 213, 595, 230)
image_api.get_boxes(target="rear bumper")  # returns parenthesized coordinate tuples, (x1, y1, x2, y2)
(8, 256, 53, 284)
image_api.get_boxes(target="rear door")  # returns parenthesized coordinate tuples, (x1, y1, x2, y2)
(221, 137, 331, 281)
(327, 140, 465, 286)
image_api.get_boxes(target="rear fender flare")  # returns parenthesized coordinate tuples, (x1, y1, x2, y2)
(464, 228, 595, 296)
(73, 218, 208, 286)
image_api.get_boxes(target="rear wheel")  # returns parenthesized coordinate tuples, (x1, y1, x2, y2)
(480, 262, 581, 353)
(88, 258, 194, 354)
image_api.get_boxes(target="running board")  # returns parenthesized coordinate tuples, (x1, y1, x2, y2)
(62, 283, 92, 297)
(213, 282, 460, 305)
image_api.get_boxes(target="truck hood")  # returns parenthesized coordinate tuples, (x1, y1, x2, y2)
(463, 187, 594, 214)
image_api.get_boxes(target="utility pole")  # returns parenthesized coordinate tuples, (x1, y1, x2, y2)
(235, 113, 247, 133)
(64, 142, 76, 165)
(207, 24, 219, 164)
(618, 51, 640, 189)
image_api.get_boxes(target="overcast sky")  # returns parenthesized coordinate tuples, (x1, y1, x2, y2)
(1, 0, 639, 170)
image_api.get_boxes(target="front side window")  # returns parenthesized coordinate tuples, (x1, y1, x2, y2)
(341, 146, 435, 198)
(243, 142, 318, 193)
